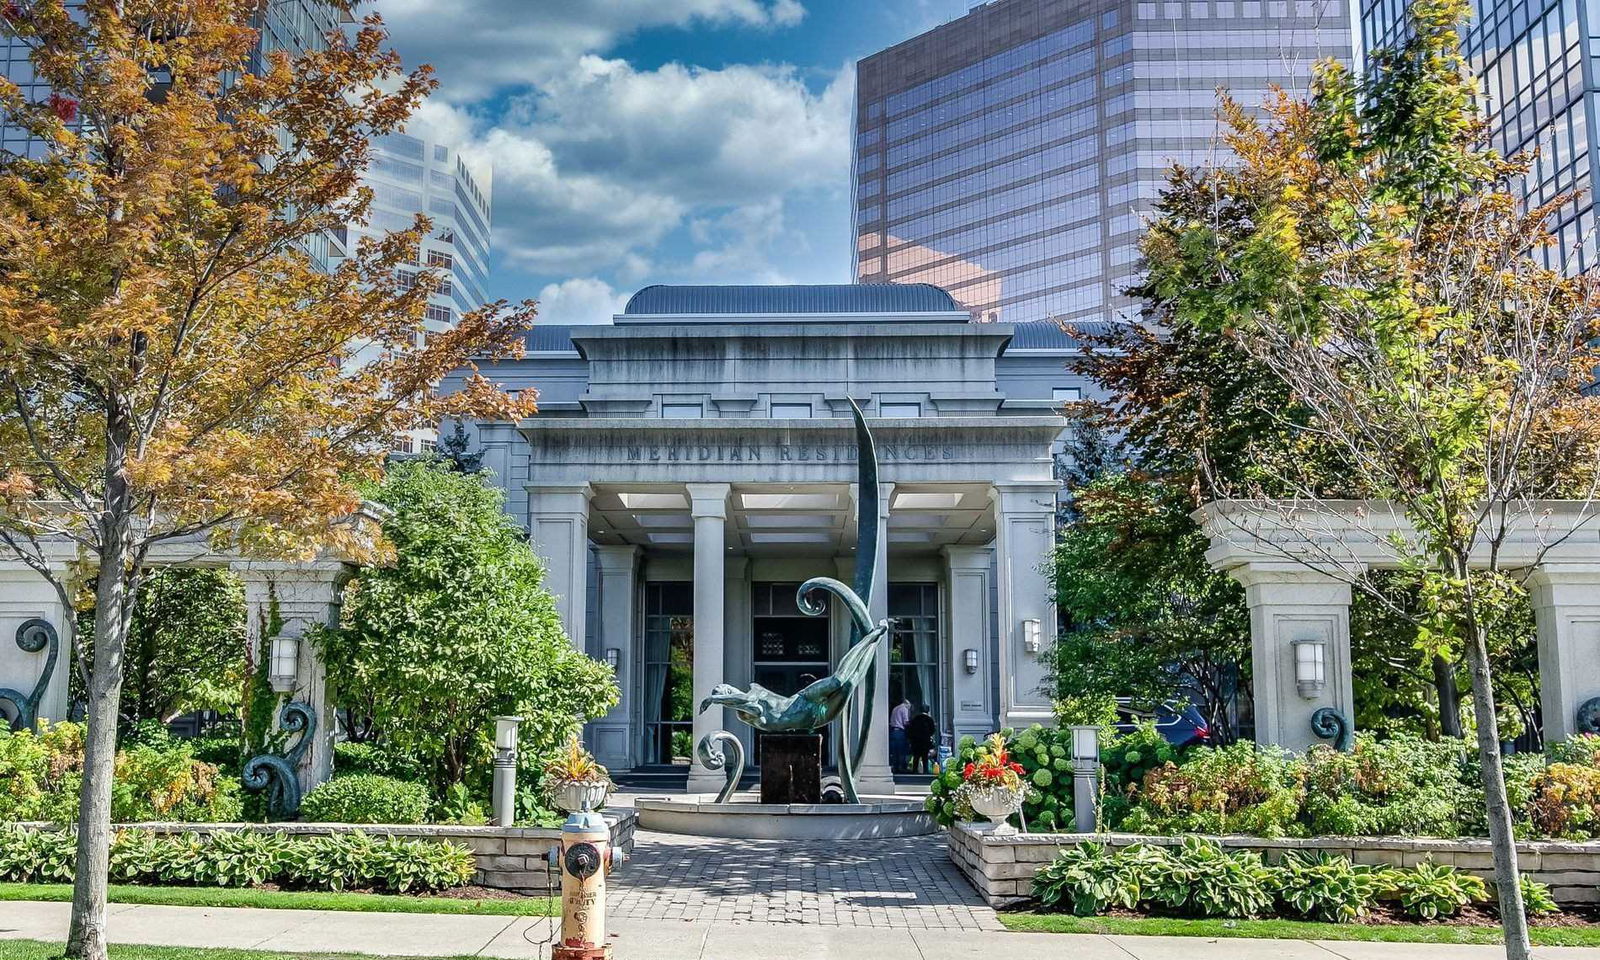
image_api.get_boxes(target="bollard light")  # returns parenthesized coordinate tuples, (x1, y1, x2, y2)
(1292, 638, 1328, 698)
(268, 635, 299, 693)
(963, 648, 979, 674)
(492, 716, 522, 826)
(1068, 725, 1101, 833)
(495, 715, 523, 752)
(1021, 618, 1042, 654)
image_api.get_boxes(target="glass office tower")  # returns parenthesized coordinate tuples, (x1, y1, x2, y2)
(1, 1, 352, 268)
(1362, 0, 1595, 271)
(349, 132, 493, 454)
(854, 0, 1351, 325)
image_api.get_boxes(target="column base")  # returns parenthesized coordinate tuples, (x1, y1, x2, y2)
(1003, 707, 1055, 731)
(853, 762, 898, 797)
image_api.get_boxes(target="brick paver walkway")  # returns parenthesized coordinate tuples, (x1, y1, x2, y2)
(607, 830, 1004, 931)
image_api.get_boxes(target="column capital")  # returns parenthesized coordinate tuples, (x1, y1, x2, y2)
(1227, 563, 1355, 606)
(941, 544, 993, 569)
(990, 482, 1059, 516)
(594, 543, 641, 573)
(525, 483, 594, 515)
(686, 482, 732, 519)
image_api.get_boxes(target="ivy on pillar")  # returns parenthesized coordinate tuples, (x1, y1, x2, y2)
(234, 561, 352, 805)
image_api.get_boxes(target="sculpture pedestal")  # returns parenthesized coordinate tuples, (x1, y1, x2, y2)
(760, 734, 822, 804)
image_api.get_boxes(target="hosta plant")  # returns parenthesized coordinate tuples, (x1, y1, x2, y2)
(1147, 836, 1275, 918)
(1382, 860, 1488, 919)
(1271, 850, 1385, 922)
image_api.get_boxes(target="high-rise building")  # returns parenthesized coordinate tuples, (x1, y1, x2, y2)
(1, 1, 353, 268)
(854, 0, 1351, 325)
(353, 132, 493, 454)
(1361, 0, 1594, 272)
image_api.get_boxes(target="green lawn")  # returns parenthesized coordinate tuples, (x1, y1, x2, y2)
(0, 942, 476, 960)
(1000, 912, 1600, 947)
(0, 883, 554, 918)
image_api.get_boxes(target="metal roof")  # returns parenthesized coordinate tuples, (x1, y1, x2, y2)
(523, 325, 578, 353)
(1003, 319, 1120, 351)
(621, 283, 962, 316)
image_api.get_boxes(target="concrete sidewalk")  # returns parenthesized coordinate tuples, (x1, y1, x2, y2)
(3, 901, 1600, 960)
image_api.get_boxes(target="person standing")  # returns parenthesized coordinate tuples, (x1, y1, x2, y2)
(907, 706, 937, 774)
(889, 697, 913, 772)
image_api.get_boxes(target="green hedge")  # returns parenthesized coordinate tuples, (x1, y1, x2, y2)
(300, 775, 431, 825)
(0, 825, 473, 893)
(1031, 839, 1522, 921)
(928, 726, 1600, 841)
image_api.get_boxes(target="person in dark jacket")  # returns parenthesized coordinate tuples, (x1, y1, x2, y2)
(906, 706, 937, 774)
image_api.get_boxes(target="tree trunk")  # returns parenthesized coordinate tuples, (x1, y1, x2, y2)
(1434, 654, 1463, 739)
(1463, 623, 1530, 960)
(65, 552, 131, 960)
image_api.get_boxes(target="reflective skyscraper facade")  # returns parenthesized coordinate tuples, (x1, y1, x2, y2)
(1362, 0, 1596, 271)
(351, 132, 493, 454)
(854, 0, 1351, 325)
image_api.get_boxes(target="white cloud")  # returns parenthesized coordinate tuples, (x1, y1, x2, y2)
(535, 277, 629, 326)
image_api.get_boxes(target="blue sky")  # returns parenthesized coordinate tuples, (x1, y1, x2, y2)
(376, 0, 976, 324)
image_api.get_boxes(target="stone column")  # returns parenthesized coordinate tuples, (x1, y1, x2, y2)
(991, 483, 1059, 730)
(855, 481, 897, 796)
(526, 484, 593, 649)
(687, 483, 730, 795)
(0, 565, 71, 726)
(591, 545, 640, 770)
(1231, 566, 1354, 752)
(943, 545, 995, 743)
(233, 561, 351, 793)
(1528, 563, 1600, 742)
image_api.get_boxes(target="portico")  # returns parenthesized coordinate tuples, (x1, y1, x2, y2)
(458, 283, 1077, 787)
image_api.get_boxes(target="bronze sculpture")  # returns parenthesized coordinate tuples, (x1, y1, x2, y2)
(696, 398, 889, 803)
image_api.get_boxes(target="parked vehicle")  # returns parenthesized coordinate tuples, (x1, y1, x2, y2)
(1114, 698, 1211, 747)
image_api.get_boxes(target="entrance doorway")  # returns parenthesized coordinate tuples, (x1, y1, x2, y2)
(641, 582, 694, 765)
(751, 581, 832, 763)
(889, 583, 942, 774)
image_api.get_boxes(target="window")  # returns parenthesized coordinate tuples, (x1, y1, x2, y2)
(391, 435, 415, 454)
(771, 403, 813, 419)
(426, 250, 454, 269)
(879, 402, 922, 418)
(419, 438, 437, 453)
(1053, 386, 1084, 402)
(642, 583, 695, 764)
(425, 304, 453, 325)
(661, 403, 704, 419)
(889, 583, 942, 771)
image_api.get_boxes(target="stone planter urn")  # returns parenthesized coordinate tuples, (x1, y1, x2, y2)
(965, 783, 1026, 835)
(552, 779, 611, 815)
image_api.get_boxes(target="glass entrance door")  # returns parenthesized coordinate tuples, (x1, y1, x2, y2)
(641, 582, 694, 765)
(751, 582, 832, 763)
(889, 583, 942, 774)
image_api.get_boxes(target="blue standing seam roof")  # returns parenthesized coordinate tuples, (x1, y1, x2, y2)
(621, 283, 962, 316)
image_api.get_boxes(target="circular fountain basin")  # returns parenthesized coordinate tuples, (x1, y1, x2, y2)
(634, 794, 936, 840)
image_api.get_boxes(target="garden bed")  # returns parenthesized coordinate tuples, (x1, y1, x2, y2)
(998, 910, 1600, 947)
(10, 813, 637, 895)
(948, 822, 1600, 906)
(0, 881, 554, 916)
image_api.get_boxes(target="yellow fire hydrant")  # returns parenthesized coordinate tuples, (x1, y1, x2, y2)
(548, 806, 623, 960)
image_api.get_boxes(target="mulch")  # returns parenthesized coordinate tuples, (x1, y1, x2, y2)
(1003, 899, 1600, 928)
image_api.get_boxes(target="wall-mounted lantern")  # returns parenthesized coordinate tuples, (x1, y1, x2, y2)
(963, 648, 980, 675)
(1021, 618, 1042, 654)
(1293, 638, 1328, 699)
(268, 635, 299, 693)
(604, 648, 621, 673)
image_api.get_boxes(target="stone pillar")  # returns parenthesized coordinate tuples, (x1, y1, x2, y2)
(526, 484, 593, 649)
(943, 545, 995, 743)
(0, 566, 71, 726)
(1528, 564, 1600, 742)
(855, 481, 897, 796)
(233, 562, 351, 793)
(1232, 566, 1354, 752)
(991, 483, 1059, 730)
(687, 483, 730, 794)
(591, 545, 640, 770)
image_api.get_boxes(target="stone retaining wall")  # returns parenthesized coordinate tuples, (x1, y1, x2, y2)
(21, 813, 637, 896)
(948, 822, 1600, 907)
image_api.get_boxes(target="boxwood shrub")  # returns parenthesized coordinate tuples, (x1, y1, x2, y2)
(300, 774, 430, 825)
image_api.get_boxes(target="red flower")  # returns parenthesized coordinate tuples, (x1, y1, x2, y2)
(48, 93, 77, 123)
(963, 762, 975, 779)
(1010, 762, 1024, 774)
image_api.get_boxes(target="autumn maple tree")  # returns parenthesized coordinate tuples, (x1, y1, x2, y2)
(0, 2, 535, 957)
(1134, 0, 1600, 955)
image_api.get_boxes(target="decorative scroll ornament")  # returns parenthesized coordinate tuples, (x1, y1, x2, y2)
(242, 701, 316, 818)
(695, 731, 746, 804)
(1310, 707, 1353, 752)
(696, 399, 889, 803)
(0, 619, 59, 731)
(1576, 697, 1600, 736)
